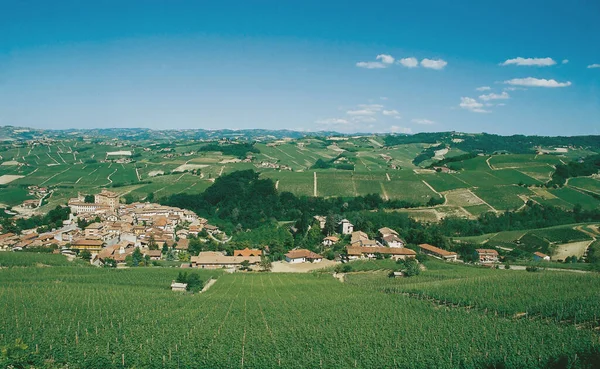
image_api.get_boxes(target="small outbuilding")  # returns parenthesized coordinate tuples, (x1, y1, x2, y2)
(533, 252, 550, 262)
(171, 281, 188, 292)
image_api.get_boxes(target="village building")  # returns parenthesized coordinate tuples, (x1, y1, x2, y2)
(345, 245, 416, 261)
(285, 249, 323, 263)
(418, 243, 458, 261)
(338, 219, 354, 235)
(190, 251, 261, 269)
(475, 249, 499, 263)
(350, 231, 378, 247)
(95, 189, 121, 211)
(70, 239, 104, 253)
(533, 252, 551, 262)
(21, 199, 39, 209)
(234, 248, 262, 258)
(322, 236, 339, 247)
(313, 215, 327, 229)
(175, 238, 190, 251)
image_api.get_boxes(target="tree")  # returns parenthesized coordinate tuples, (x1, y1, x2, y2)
(240, 259, 251, 271)
(162, 244, 169, 254)
(398, 258, 420, 277)
(147, 235, 158, 250)
(80, 249, 92, 261)
(84, 194, 95, 203)
(104, 258, 117, 268)
(324, 213, 336, 236)
(259, 256, 272, 272)
(131, 247, 143, 266)
(146, 192, 155, 202)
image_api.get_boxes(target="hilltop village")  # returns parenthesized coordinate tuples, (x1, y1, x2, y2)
(0, 188, 526, 271)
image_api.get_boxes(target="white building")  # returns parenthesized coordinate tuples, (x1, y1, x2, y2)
(338, 219, 354, 235)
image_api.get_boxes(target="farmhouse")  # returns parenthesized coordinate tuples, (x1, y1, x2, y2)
(350, 231, 378, 247)
(345, 245, 416, 261)
(475, 249, 499, 263)
(70, 239, 104, 252)
(322, 236, 339, 247)
(533, 252, 550, 262)
(285, 249, 323, 263)
(21, 199, 39, 209)
(234, 248, 262, 257)
(378, 227, 398, 237)
(313, 215, 326, 229)
(338, 219, 354, 235)
(418, 243, 458, 261)
(190, 251, 261, 269)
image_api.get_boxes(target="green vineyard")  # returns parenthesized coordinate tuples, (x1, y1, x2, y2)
(1, 259, 599, 368)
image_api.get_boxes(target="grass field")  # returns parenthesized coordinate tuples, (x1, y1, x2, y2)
(1, 256, 599, 368)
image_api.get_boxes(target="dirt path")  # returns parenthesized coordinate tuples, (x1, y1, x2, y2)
(275, 180, 279, 190)
(200, 279, 217, 293)
(467, 189, 498, 213)
(46, 153, 60, 165)
(422, 180, 441, 197)
(219, 166, 225, 176)
(135, 167, 141, 181)
(40, 167, 71, 185)
(313, 172, 317, 197)
(368, 138, 383, 147)
(106, 169, 117, 184)
(386, 173, 391, 181)
(380, 182, 389, 201)
(271, 259, 338, 273)
(486, 156, 495, 170)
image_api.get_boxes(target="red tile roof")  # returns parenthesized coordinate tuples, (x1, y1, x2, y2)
(419, 243, 457, 257)
(285, 249, 322, 259)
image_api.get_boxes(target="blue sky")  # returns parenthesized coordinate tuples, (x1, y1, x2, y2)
(1, 0, 599, 135)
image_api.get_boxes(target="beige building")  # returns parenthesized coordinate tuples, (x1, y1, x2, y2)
(95, 189, 120, 211)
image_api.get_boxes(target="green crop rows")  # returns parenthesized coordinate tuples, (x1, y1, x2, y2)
(1, 259, 599, 368)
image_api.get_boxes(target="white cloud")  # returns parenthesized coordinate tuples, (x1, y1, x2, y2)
(504, 77, 572, 88)
(501, 57, 557, 67)
(411, 118, 435, 125)
(588, 64, 600, 69)
(459, 97, 490, 113)
(356, 61, 387, 69)
(496, 103, 506, 107)
(420, 58, 448, 70)
(476, 86, 491, 91)
(357, 104, 384, 111)
(376, 54, 395, 64)
(479, 91, 510, 101)
(390, 126, 412, 134)
(350, 116, 377, 123)
(380, 96, 388, 100)
(382, 109, 401, 116)
(562, 59, 569, 64)
(315, 118, 350, 125)
(347, 109, 376, 116)
(398, 57, 419, 68)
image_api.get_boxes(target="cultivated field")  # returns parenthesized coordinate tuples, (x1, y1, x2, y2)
(1, 256, 599, 368)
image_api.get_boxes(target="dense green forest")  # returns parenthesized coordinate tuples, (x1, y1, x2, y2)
(198, 142, 259, 158)
(549, 154, 600, 186)
(384, 132, 600, 154)
(162, 170, 422, 229)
